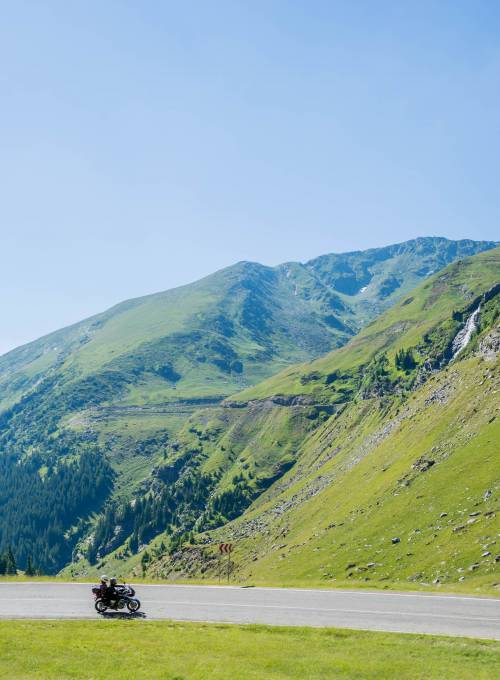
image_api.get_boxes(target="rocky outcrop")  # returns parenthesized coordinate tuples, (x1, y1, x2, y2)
(478, 325, 500, 361)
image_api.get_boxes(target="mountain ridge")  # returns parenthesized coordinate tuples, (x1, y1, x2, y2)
(0, 237, 498, 575)
(2, 236, 496, 364)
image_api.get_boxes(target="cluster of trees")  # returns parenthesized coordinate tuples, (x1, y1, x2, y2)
(0, 451, 113, 574)
(210, 482, 252, 522)
(395, 348, 416, 372)
(88, 466, 217, 562)
(0, 547, 17, 575)
(90, 458, 268, 565)
(360, 353, 393, 397)
(359, 344, 423, 398)
(0, 549, 40, 576)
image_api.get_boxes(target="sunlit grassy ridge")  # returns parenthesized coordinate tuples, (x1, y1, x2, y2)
(205, 355, 499, 590)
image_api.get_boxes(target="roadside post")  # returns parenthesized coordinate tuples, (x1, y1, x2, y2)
(218, 543, 233, 583)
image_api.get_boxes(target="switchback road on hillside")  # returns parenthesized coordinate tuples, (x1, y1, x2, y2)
(0, 583, 498, 639)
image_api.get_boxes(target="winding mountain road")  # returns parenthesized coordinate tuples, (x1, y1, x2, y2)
(0, 582, 498, 639)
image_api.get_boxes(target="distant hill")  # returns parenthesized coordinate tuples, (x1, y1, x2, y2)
(0, 236, 497, 574)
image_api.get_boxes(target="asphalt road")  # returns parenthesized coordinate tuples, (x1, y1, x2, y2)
(0, 583, 499, 639)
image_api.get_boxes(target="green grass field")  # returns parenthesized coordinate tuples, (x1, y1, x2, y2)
(0, 620, 498, 680)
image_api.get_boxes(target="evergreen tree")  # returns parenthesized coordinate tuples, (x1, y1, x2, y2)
(5, 546, 17, 575)
(25, 556, 35, 577)
(395, 348, 416, 372)
(129, 533, 138, 554)
(141, 550, 150, 573)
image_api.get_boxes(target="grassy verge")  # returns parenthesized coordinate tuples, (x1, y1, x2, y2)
(0, 620, 498, 680)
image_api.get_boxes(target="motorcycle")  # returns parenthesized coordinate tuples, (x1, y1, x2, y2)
(92, 584, 141, 613)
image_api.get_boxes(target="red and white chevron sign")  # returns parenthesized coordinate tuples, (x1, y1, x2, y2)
(219, 543, 233, 554)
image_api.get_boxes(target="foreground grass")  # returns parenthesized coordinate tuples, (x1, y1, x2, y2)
(0, 621, 498, 680)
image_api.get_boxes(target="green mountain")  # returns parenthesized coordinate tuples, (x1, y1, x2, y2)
(1, 237, 495, 411)
(77, 248, 499, 591)
(0, 236, 497, 575)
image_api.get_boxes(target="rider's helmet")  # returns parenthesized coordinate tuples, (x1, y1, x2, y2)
(110, 577, 117, 585)
(100, 574, 109, 582)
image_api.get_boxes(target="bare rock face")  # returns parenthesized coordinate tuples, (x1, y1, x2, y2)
(412, 458, 436, 473)
(478, 325, 500, 361)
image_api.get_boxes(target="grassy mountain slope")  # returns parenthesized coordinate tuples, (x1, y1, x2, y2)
(210, 348, 498, 590)
(0, 262, 335, 412)
(82, 248, 499, 591)
(0, 237, 497, 574)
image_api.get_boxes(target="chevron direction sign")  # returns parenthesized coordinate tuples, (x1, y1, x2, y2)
(219, 543, 233, 554)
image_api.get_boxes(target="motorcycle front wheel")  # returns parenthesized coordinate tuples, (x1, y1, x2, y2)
(95, 599, 108, 613)
(127, 598, 140, 612)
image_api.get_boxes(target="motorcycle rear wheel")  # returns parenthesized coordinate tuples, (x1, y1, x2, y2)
(127, 598, 140, 612)
(95, 599, 108, 613)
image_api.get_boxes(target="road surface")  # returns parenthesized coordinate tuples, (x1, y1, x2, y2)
(0, 582, 498, 639)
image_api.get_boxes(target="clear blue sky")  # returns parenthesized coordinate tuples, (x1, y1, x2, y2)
(1, 1, 499, 355)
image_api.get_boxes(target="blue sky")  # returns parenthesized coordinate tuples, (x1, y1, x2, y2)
(1, 1, 499, 354)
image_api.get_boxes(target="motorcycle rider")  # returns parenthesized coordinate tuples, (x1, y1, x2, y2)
(99, 575, 109, 598)
(97, 575, 118, 607)
(91, 575, 109, 600)
(107, 577, 119, 608)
